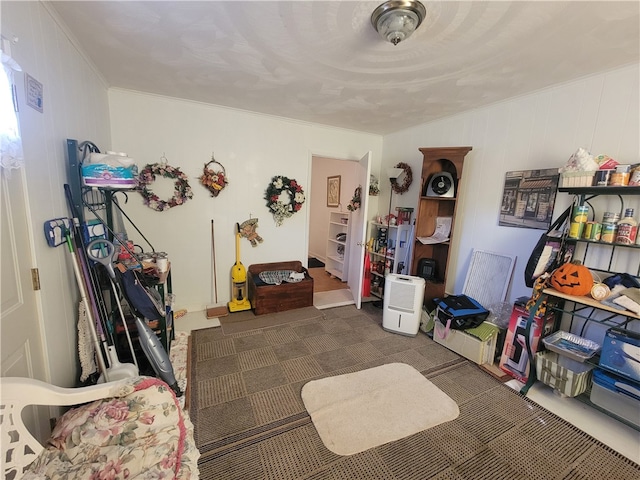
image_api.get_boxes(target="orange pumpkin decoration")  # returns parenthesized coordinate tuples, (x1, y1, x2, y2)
(550, 261, 593, 296)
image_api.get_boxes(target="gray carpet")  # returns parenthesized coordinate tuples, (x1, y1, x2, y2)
(219, 306, 324, 335)
(189, 303, 640, 480)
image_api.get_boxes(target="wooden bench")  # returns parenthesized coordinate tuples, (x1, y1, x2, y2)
(247, 261, 314, 315)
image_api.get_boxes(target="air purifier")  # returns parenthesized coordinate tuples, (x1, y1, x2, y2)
(382, 274, 426, 336)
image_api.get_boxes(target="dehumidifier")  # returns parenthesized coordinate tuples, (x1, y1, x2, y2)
(382, 274, 425, 336)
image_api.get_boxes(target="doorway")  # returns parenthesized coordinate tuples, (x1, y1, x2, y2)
(308, 154, 371, 309)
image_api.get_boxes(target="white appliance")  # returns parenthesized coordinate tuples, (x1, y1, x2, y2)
(382, 274, 425, 336)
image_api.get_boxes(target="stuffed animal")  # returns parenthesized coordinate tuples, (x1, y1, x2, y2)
(240, 217, 263, 247)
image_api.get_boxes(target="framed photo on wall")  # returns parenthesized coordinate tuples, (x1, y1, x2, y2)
(327, 175, 341, 207)
(499, 168, 559, 230)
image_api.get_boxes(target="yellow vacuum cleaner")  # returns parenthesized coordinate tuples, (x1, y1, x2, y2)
(228, 222, 252, 312)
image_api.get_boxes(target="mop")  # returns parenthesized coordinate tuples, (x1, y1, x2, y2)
(206, 219, 229, 318)
(63, 185, 138, 382)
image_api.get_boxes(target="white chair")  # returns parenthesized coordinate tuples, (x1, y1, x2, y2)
(1, 377, 130, 479)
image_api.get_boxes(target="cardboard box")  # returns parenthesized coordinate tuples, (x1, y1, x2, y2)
(499, 303, 557, 383)
(591, 369, 640, 428)
(433, 321, 498, 365)
(598, 328, 640, 383)
(535, 351, 594, 397)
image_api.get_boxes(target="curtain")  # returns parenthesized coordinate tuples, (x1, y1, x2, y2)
(1, 51, 23, 171)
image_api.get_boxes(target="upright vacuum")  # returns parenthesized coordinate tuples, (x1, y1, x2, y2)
(228, 222, 252, 312)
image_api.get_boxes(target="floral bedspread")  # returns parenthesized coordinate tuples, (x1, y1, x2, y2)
(23, 377, 199, 479)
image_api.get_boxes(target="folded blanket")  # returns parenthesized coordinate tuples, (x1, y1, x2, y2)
(258, 270, 304, 285)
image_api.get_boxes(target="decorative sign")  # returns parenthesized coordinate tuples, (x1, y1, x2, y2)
(25, 73, 43, 113)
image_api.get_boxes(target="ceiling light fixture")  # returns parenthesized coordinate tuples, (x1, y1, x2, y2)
(371, 0, 426, 46)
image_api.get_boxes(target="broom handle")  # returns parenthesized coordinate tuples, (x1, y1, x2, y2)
(211, 219, 218, 304)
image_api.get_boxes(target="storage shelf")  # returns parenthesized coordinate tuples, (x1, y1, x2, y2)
(522, 184, 640, 427)
(543, 288, 640, 321)
(369, 251, 394, 260)
(325, 212, 349, 281)
(419, 195, 457, 201)
(327, 255, 345, 264)
(325, 267, 342, 278)
(571, 238, 640, 249)
(559, 186, 640, 195)
(367, 222, 414, 301)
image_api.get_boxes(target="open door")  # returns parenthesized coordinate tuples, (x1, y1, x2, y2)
(347, 152, 372, 309)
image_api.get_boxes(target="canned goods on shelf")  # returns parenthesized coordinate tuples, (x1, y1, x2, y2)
(602, 212, 620, 224)
(601, 223, 618, 243)
(572, 205, 589, 223)
(583, 222, 602, 241)
(568, 221, 585, 239)
(610, 165, 631, 186)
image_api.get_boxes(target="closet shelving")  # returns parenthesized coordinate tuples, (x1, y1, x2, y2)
(325, 211, 350, 281)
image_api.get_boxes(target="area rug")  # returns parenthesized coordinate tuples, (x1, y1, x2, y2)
(308, 257, 325, 268)
(219, 305, 324, 334)
(301, 363, 459, 455)
(190, 304, 640, 480)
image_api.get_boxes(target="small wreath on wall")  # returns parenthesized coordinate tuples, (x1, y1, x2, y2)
(137, 159, 193, 212)
(391, 162, 413, 194)
(198, 154, 228, 197)
(347, 186, 362, 211)
(265, 175, 306, 226)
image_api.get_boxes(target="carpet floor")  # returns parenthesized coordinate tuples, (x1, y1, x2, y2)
(189, 304, 639, 480)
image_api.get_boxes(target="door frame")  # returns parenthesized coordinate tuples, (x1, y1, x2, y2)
(306, 151, 372, 308)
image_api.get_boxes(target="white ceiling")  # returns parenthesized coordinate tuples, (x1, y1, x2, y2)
(49, 1, 639, 135)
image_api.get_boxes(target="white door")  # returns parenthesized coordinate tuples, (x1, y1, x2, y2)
(347, 152, 371, 309)
(1, 167, 49, 440)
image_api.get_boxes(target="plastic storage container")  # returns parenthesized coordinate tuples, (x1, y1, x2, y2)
(433, 321, 498, 365)
(590, 369, 640, 428)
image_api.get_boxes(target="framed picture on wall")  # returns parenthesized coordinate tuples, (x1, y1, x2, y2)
(499, 168, 559, 230)
(327, 175, 341, 207)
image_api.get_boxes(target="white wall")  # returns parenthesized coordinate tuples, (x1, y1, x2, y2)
(2, 2, 111, 386)
(108, 90, 383, 312)
(382, 64, 640, 342)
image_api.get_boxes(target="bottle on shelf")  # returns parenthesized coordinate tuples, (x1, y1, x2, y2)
(615, 208, 637, 245)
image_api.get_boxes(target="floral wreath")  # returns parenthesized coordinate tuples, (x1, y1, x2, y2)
(264, 175, 306, 226)
(198, 155, 228, 197)
(347, 186, 361, 211)
(137, 161, 193, 212)
(391, 162, 413, 194)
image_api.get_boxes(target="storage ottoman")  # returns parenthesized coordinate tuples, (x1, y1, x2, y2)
(248, 261, 314, 315)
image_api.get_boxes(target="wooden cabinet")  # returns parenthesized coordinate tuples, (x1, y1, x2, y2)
(325, 211, 350, 280)
(410, 147, 472, 307)
(368, 222, 414, 299)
